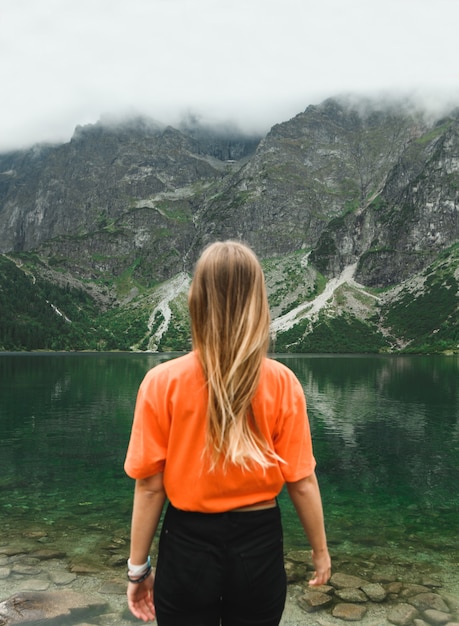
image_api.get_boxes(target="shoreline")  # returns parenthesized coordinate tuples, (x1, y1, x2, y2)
(1, 539, 458, 626)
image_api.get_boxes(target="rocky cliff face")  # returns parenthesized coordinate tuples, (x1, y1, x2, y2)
(311, 112, 459, 287)
(0, 97, 458, 352)
(0, 117, 259, 281)
(191, 98, 427, 259)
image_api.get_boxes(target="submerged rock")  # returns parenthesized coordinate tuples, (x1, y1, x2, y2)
(388, 602, 419, 625)
(422, 608, 451, 625)
(409, 592, 450, 613)
(330, 572, 366, 589)
(361, 582, 387, 602)
(297, 589, 333, 612)
(332, 602, 368, 621)
(0, 591, 108, 625)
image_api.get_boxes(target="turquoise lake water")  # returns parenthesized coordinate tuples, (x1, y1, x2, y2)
(1, 352, 458, 593)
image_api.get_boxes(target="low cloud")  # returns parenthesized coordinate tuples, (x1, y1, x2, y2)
(1, 0, 459, 151)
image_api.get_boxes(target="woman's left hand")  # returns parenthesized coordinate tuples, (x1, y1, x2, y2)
(127, 571, 156, 622)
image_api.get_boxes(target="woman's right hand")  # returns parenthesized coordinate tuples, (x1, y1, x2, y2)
(127, 571, 156, 622)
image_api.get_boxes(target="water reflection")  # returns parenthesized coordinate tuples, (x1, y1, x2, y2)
(1, 353, 458, 578)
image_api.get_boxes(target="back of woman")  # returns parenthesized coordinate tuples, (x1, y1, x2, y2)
(124, 241, 331, 625)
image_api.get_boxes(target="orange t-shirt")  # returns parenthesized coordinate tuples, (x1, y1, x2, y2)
(124, 351, 316, 513)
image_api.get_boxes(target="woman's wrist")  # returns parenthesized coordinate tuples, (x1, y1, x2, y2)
(127, 555, 151, 582)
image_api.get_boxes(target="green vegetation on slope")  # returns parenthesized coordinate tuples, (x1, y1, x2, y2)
(0, 255, 107, 351)
(380, 247, 459, 353)
(275, 312, 388, 353)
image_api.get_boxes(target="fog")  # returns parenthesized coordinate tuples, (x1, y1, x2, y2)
(1, 0, 458, 151)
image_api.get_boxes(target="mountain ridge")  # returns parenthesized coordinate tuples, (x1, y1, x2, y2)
(0, 96, 458, 352)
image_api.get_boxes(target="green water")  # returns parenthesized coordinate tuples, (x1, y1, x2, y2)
(1, 352, 458, 590)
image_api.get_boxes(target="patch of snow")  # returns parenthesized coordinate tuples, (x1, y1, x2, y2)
(146, 272, 190, 351)
(271, 263, 379, 334)
(48, 302, 72, 323)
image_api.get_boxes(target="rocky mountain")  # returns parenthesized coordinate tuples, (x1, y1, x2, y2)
(0, 97, 458, 353)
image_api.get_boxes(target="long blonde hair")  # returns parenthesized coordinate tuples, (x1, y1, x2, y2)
(189, 241, 278, 470)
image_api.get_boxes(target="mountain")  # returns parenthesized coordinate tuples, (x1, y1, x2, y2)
(0, 98, 458, 353)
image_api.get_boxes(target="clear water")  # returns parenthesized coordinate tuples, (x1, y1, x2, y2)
(1, 352, 458, 592)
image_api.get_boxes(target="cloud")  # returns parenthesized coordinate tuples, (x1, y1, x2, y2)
(1, 0, 459, 151)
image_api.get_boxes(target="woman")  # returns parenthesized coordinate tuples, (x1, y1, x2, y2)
(124, 241, 331, 625)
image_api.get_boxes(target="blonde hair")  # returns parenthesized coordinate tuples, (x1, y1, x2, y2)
(189, 240, 280, 470)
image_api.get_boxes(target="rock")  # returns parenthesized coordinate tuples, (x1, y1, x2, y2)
(18, 579, 50, 592)
(0, 547, 28, 557)
(69, 563, 99, 574)
(386, 582, 404, 594)
(0, 566, 11, 579)
(372, 573, 396, 584)
(401, 584, 431, 598)
(388, 602, 419, 626)
(49, 571, 77, 585)
(410, 593, 450, 613)
(413, 620, 430, 626)
(422, 609, 451, 625)
(297, 590, 333, 612)
(98, 580, 126, 595)
(11, 564, 42, 576)
(362, 582, 387, 602)
(29, 549, 67, 560)
(0, 591, 108, 624)
(284, 560, 309, 584)
(335, 588, 368, 603)
(332, 603, 368, 621)
(307, 584, 334, 595)
(107, 554, 126, 567)
(330, 573, 365, 589)
(285, 550, 310, 563)
(22, 531, 48, 539)
(421, 578, 442, 589)
(10, 555, 39, 563)
(442, 594, 459, 613)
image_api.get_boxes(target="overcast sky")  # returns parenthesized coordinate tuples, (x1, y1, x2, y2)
(1, 0, 459, 151)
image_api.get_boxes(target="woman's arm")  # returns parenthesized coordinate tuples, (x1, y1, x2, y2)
(286, 472, 331, 586)
(127, 472, 166, 622)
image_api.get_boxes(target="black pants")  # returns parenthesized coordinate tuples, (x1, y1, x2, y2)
(154, 503, 287, 626)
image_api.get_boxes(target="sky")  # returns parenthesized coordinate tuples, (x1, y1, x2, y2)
(1, 0, 459, 151)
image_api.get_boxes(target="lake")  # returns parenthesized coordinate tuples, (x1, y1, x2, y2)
(1, 352, 458, 596)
